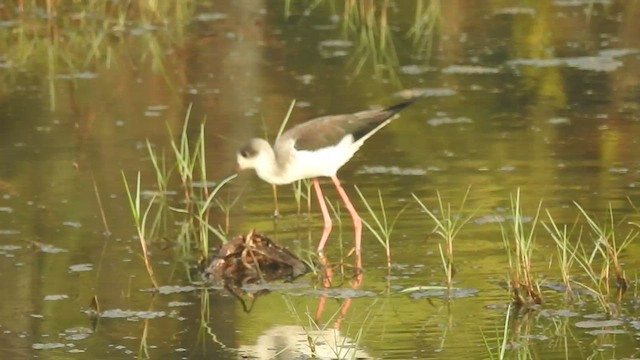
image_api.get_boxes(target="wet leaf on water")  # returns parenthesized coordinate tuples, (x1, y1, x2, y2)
(554, 0, 611, 6)
(442, 65, 501, 74)
(404, 287, 479, 299)
(539, 309, 580, 318)
(68, 263, 93, 272)
(318, 39, 353, 48)
(194, 12, 228, 22)
(32, 343, 67, 350)
(399, 65, 436, 75)
(55, 72, 98, 80)
(474, 214, 532, 225)
(357, 165, 427, 176)
(168, 301, 192, 307)
(575, 319, 623, 328)
(395, 88, 457, 98)
(473, 214, 506, 225)
(241, 282, 309, 294)
(144, 111, 162, 117)
(508, 51, 635, 72)
(598, 48, 639, 58)
(32, 242, 68, 254)
(565, 57, 622, 72)
(547, 117, 571, 125)
(318, 40, 353, 58)
(608, 167, 629, 174)
(508, 58, 564, 68)
(400, 285, 449, 293)
(147, 105, 169, 111)
(494, 7, 536, 16)
(426, 116, 473, 127)
(586, 329, 626, 335)
(101, 309, 167, 320)
(61, 327, 93, 341)
(313, 288, 376, 299)
(62, 221, 82, 228)
(156, 285, 199, 295)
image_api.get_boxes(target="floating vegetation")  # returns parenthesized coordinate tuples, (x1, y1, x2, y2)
(394, 87, 457, 98)
(204, 230, 309, 286)
(426, 116, 473, 127)
(100, 309, 167, 320)
(441, 65, 501, 74)
(494, 7, 537, 16)
(508, 49, 639, 72)
(356, 165, 427, 176)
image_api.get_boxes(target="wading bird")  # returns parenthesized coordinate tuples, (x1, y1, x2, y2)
(237, 99, 415, 268)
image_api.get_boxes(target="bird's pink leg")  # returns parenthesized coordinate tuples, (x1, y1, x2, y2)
(331, 176, 363, 269)
(313, 178, 333, 255)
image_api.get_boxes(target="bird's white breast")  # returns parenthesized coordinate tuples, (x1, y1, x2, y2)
(273, 135, 359, 184)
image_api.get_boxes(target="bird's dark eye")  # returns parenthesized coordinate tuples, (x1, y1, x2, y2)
(239, 144, 256, 158)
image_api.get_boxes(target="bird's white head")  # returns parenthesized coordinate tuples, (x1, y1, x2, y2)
(236, 138, 274, 171)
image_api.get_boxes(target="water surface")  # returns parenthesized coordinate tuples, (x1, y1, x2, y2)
(1, 1, 639, 359)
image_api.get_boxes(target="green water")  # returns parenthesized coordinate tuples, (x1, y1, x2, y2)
(0, 1, 639, 359)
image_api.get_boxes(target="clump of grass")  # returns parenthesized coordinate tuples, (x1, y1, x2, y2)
(355, 187, 407, 269)
(165, 107, 237, 260)
(565, 202, 636, 315)
(342, 0, 400, 83)
(413, 187, 473, 288)
(575, 202, 634, 292)
(3, 1, 194, 111)
(127, 107, 237, 275)
(408, 0, 442, 58)
(542, 210, 579, 298)
(541, 203, 636, 315)
(500, 189, 542, 306)
(168, 105, 199, 206)
(122, 172, 159, 289)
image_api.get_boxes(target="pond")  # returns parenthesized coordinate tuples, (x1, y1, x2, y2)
(1, 1, 640, 359)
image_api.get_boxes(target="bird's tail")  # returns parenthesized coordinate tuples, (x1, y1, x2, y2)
(351, 97, 417, 146)
(384, 97, 418, 115)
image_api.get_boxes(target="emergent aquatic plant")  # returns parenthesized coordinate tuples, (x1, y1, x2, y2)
(542, 210, 579, 298)
(500, 189, 542, 306)
(122, 171, 159, 289)
(413, 187, 473, 288)
(356, 186, 407, 269)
